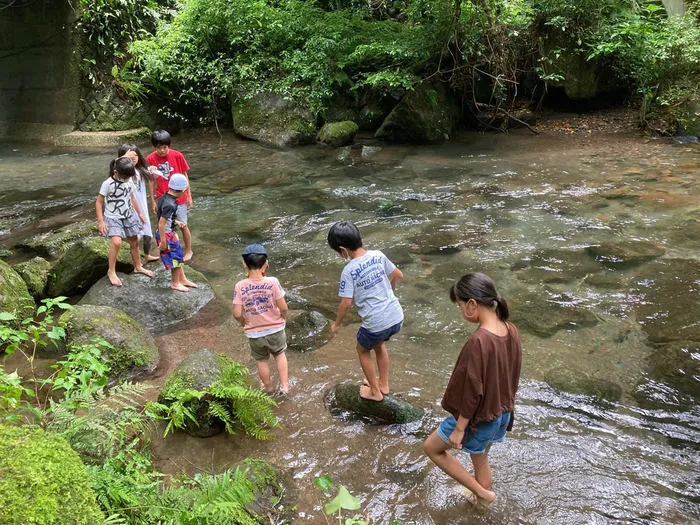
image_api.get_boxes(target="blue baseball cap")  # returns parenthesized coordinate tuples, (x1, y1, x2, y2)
(242, 243, 267, 256)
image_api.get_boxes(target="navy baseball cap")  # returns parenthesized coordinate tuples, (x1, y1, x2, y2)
(242, 244, 267, 256)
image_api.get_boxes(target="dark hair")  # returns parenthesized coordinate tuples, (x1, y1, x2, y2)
(327, 221, 363, 253)
(243, 253, 268, 270)
(110, 156, 136, 179)
(449, 272, 509, 321)
(151, 129, 171, 147)
(118, 143, 152, 181)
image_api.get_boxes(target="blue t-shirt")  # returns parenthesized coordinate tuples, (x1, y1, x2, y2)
(338, 250, 403, 332)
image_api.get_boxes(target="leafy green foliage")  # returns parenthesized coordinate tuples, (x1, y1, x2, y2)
(148, 357, 279, 439)
(0, 368, 38, 423)
(49, 338, 112, 409)
(315, 475, 369, 525)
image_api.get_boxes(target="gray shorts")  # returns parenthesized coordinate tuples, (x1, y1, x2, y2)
(105, 213, 142, 238)
(176, 203, 188, 225)
(249, 330, 287, 361)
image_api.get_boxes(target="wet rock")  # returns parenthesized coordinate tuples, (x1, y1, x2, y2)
(62, 305, 159, 383)
(232, 92, 316, 148)
(0, 259, 35, 324)
(635, 259, 700, 343)
(376, 200, 408, 218)
(510, 290, 598, 338)
(0, 249, 12, 259)
(286, 310, 331, 353)
(636, 341, 699, 409)
(361, 145, 382, 160)
(12, 256, 51, 299)
(80, 266, 214, 334)
(545, 368, 622, 402)
(238, 458, 297, 524)
(46, 237, 134, 297)
(407, 221, 489, 255)
(512, 248, 602, 284)
(330, 381, 424, 424)
(158, 349, 232, 437)
(585, 240, 665, 268)
(376, 84, 458, 144)
(317, 121, 359, 147)
(17, 220, 95, 258)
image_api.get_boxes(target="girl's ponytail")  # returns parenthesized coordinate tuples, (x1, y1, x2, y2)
(450, 272, 509, 320)
(494, 295, 509, 321)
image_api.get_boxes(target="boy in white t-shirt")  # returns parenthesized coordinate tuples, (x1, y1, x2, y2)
(233, 244, 289, 394)
(328, 221, 404, 401)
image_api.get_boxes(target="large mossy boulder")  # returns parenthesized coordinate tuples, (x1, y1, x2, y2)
(159, 349, 235, 437)
(232, 93, 316, 148)
(330, 382, 424, 424)
(13, 256, 51, 299)
(286, 310, 331, 353)
(545, 367, 622, 402)
(17, 220, 96, 259)
(0, 424, 104, 525)
(375, 84, 458, 144)
(0, 260, 35, 323)
(46, 237, 134, 297)
(80, 266, 214, 333)
(62, 305, 159, 382)
(317, 121, 359, 147)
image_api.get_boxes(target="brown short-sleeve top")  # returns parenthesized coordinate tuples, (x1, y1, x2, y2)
(441, 323, 522, 427)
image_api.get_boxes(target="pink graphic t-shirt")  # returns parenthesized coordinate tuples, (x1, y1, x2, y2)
(233, 276, 286, 337)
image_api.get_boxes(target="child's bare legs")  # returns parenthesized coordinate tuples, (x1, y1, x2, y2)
(357, 344, 383, 401)
(107, 236, 122, 286)
(423, 431, 496, 504)
(256, 359, 273, 392)
(181, 224, 193, 261)
(472, 451, 492, 492)
(273, 351, 289, 394)
(142, 236, 159, 262)
(127, 236, 153, 277)
(170, 266, 189, 292)
(374, 341, 390, 395)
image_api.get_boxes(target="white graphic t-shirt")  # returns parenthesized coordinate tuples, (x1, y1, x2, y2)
(338, 250, 403, 332)
(99, 177, 135, 220)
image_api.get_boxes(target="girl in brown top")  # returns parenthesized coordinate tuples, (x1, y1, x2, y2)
(423, 272, 522, 507)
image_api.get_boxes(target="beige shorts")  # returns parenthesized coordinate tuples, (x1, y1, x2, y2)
(249, 330, 287, 361)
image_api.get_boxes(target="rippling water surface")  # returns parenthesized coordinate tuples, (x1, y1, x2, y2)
(0, 130, 698, 524)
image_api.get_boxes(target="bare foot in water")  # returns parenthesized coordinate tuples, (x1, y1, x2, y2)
(363, 379, 389, 396)
(171, 283, 189, 293)
(183, 251, 194, 262)
(134, 267, 154, 278)
(107, 271, 122, 287)
(359, 384, 383, 402)
(182, 279, 198, 288)
(464, 487, 496, 509)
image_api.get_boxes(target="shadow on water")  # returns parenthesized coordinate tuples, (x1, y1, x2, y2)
(0, 130, 698, 523)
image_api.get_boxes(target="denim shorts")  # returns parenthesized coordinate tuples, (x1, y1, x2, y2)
(437, 411, 512, 454)
(356, 321, 402, 351)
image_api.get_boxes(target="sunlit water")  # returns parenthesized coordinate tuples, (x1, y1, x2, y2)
(0, 130, 698, 524)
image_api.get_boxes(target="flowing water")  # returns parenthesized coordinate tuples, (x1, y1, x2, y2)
(0, 130, 698, 524)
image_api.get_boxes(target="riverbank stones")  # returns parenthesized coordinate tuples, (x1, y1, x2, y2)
(12, 256, 51, 298)
(330, 381, 424, 424)
(80, 266, 214, 334)
(46, 237, 134, 297)
(0, 259, 35, 324)
(286, 310, 331, 353)
(62, 305, 159, 383)
(317, 121, 359, 147)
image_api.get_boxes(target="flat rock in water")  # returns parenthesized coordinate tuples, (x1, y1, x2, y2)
(286, 310, 331, 352)
(80, 266, 214, 334)
(46, 237, 134, 297)
(62, 304, 159, 383)
(510, 289, 598, 338)
(331, 381, 423, 424)
(585, 240, 665, 268)
(545, 367, 622, 402)
(17, 220, 96, 259)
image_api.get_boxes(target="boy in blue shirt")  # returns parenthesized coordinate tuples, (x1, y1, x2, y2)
(328, 221, 404, 401)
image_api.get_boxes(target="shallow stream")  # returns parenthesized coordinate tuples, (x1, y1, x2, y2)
(0, 130, 698, 524)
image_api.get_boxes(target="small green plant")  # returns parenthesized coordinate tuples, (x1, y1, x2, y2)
(0, 368, 40, 423)
(314, 475, 366, 525)
(147, 357, 278, 439)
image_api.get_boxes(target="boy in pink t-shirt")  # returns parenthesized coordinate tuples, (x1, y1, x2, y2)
(233, 244, 289, 394)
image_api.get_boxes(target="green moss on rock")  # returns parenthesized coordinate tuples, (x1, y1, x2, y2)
(62, 305, 159, 382)
(317, 121, 359, 147)
(18, 220, 96, 259)
(0, 260, 35, 324)
(331, 381, 424, 424)
(238, 458, 297, 525)
(0, 424, 104, 525)
(13, 257, 51, 299)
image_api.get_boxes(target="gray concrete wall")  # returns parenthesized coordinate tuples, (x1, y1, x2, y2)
(0, 0, 79, 140)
